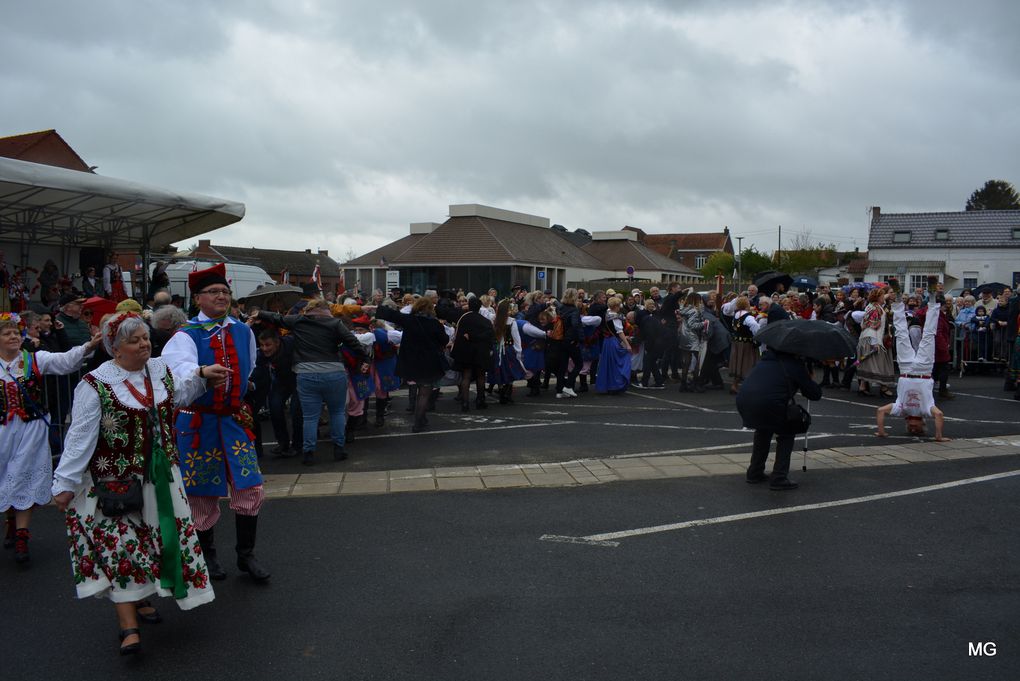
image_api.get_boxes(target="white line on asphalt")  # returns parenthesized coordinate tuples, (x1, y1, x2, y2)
(539, 468, 1020, 547)
(628, 390, 717, 412)
(950, 392, 1018, 403)
(821, 395, 882, 409)
(354, 421, 573, 440)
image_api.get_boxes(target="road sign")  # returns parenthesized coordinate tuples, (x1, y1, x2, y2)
(537, 271, 546, 280)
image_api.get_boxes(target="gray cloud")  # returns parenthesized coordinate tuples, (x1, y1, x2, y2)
(1, 0, 1017, 260)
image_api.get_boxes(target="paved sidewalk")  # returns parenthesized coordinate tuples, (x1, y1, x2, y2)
(263, 434, 1020, 499)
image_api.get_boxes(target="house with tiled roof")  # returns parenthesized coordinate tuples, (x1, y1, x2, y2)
(626, 226, 734, 270)
(344, 204, 702, 296)
(866, 206, 1020, 291)
(581, 232, 701, 284)
(0, 130, 94, 173)
(182, 240, 342, 290)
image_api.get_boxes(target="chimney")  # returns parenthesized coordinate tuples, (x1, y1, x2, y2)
(199, 239, 211, 249)
(723, 226, 729, 235)
(318, 249, 328, 256)
(871, 206, 881, 223)
(305, 249, 312, 254)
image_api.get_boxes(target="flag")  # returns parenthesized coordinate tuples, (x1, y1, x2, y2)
(191, 261, 199, 272)
(281, 268, 289, 284)
(312, 264, 322, 291)
(337, 268, 346, 296)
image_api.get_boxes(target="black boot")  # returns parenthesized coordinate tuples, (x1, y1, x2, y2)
(344, 416, 357, 443)
(577, 375, 589, 393)
(427, 388, 439, 411)
(235, 515, 271, 582)
(197, 528, 227, 580)
(406, 384, 418, 412)
(374, 398, 386, 427)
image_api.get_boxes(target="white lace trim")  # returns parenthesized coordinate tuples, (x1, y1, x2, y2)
(89, 358, 169, 384)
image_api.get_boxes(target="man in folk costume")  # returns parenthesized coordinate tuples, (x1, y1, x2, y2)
(161, 263, 270, 582)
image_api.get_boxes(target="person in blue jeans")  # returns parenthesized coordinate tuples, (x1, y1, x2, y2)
(251, 299, 369, 465)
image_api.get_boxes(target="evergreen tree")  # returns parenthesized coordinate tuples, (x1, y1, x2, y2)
(965, 180, 1020, 211)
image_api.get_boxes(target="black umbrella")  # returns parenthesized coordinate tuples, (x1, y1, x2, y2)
(753, 270, 793, 296)
(790, 275, 819, 290)
(755, 319, 856, 361)
(972, 282, 1008, 296)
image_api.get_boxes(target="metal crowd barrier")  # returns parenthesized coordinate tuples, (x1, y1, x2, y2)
(954, 325, 1013, 377)
(43, 367, 86, 461)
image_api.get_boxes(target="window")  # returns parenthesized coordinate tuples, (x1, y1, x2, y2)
(963, 272, 978, 289)
(892, 231, 911, 243)
(1013, 228, 1020, 239)
(909, 274, 936, 292)
(934, 229, 949, 241)
(695, 255, 707, 269)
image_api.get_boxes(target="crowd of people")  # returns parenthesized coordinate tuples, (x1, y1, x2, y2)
(2, 255, 1019, 655)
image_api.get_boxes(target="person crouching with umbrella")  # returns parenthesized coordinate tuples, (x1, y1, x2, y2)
(875, 290, 950, 441)
(736, 348, 822, 490)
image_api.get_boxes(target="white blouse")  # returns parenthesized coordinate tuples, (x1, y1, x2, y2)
(52, 358, 208, 496)
(0, 343, 91, 380)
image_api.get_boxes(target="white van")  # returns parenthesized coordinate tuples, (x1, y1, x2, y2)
(155, 261, 276, 300)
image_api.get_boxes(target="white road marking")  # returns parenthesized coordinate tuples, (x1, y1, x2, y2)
(540, 468, 1020, 547)
(628, 390, 716, 413)
(951, 392, 1018, 403)
(354, 421, 573, 440)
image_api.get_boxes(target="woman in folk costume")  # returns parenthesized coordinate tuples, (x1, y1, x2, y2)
(721, 295, 761, 395)
(488, 299, 527, 404)
(595, 297, 633, 394)
(1, 313, 100, 563)
(517, 307, 551, 397)
(342, 314, 377, 437)
(161, 263, 271, 583)
(368, 317, 402, 427)
(53, 313, 217, 655)
(103, 252, 127, 303)
(851, 287, 896, 398)
(576, 301, 604, 393)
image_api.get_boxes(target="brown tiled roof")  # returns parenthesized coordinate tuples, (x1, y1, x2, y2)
(0, 129, 92, 172)
(181, 244, 341, 278)
(642, 232, 732, 254)
(582, 239, 701, 274)
(343, 234, 427, 266)
(390, 216, 606, 268)
(847, 258, 870, 274)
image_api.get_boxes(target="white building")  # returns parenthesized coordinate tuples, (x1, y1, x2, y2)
(866, 206, 1020, 291)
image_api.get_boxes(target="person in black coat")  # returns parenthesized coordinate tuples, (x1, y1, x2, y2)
(657, 282, 684, 380)
(451, 296, 495, 410)
(548, 288, 583, 398)
(636, 301, 665, 388)
(376, 297, 450, 432)
(736, 349, 822, 490)
(694, 307, 730, 389)
(257, 330, 303, 457)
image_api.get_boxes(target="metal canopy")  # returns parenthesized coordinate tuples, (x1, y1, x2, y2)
(0, 156, 245, 251)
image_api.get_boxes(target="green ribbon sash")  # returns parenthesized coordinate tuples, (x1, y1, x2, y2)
(148, 426, 188, 599)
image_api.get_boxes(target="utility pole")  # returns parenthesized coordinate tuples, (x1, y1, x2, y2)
(736, 235, 744, 289)
(777, 225, 782, 270)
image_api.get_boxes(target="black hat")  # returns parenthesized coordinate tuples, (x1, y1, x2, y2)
(301, 282, 321, 297)
(58, 292, 85, 307)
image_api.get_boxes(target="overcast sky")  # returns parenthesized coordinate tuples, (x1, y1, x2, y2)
(3, 0, 1018, 261)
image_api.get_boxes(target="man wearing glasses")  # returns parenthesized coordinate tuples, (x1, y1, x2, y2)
(162, 263, 270, 582)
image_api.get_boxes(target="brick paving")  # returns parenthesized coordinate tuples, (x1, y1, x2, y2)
(261, 435, 1020, 499)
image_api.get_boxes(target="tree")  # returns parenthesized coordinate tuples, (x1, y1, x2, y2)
(699, 251, 735, 278)
(966, 180, 1020, 211)
(738, 247, 773, 280)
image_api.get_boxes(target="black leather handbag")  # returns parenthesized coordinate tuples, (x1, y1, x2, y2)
(780, 362, 812, 434)
(95, 479, 143, 516)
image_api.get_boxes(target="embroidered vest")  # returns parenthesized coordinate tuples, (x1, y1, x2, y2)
(180, 321, 252, 412)
(0, 351, 44, 425)
(84, 371, 178, 482)
(732, 313, 755, 342)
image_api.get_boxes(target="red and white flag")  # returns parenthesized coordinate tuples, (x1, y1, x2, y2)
(312, 264, 322, 291)
(191, 261, 199, 272)
(337, 268, 346, 296)
(281, 268, 289, 284)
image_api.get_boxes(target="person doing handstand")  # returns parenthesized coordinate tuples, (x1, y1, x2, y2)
(876, 289, 949, 441)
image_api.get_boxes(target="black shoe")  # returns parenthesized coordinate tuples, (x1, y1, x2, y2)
(119, 628, 141, 656)
(746, 473, 770, 484)
(135, 600, 162, 624)
(412, 423, 430, 433)
(197, 529, 227, 581)
(302, 451, 316, 466)
(332, 445, 347, 462)
(769, 477, 799, 491)
(270, 445, 288, 456)
(235, 515, 271, 582)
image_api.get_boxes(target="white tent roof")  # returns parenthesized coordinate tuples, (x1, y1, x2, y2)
(0, 156, 245, 251)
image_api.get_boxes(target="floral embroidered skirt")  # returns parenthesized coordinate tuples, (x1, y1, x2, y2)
(63, 467, 215, 610)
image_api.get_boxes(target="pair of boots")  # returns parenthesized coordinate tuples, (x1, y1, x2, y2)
(3, 514, 29, 564)
(408, 385, 439, 412)
(498, 385, 514, 404)
(197, 515, 270, 583)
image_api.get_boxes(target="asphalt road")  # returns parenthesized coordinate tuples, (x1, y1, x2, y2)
(5, 454, 1019, 680)
(260, 372, 1019, 473)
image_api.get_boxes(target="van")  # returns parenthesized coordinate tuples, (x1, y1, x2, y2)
(155, 261, 276, 300)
